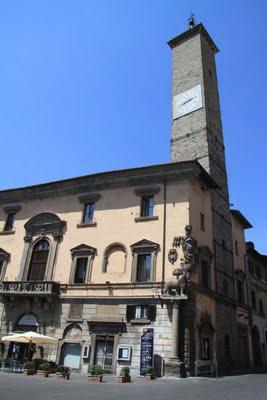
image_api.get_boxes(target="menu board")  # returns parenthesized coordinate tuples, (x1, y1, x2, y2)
(140, 328, 154, 375)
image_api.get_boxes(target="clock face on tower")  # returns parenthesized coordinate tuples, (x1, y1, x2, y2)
(173, 84, 203, 120)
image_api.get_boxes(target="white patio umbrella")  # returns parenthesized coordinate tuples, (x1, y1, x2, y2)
(1, 331, 57, 345)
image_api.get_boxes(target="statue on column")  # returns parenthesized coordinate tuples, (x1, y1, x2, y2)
(164, 225, 198, 295)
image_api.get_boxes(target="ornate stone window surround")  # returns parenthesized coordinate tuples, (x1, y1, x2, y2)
(102, 242, 127, 273)
(77, 193, 101, 228)
(69, 244, 97, 284)
(0, 248, 10, 281)
(0, 204, 21, 235)
(134, 186, 160, 222)
(19, 213, 66, 281)
(130, 239, 160, 283)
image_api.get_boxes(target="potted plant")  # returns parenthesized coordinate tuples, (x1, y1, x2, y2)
(145, 367, 156, 380)
(37, 362, 51, 377)
(56, 365, 70, 380)
(117, 366, 131, 383)
(48, 361, 58, 374)
(88, 364, 103, 382)
(23, 361, 35, 376)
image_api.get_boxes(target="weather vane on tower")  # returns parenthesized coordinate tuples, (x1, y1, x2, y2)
(188, 12, 196, 29)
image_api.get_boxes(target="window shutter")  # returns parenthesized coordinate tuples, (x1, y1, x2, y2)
(69, 304, 83, 320)
(126, 305, 136, 322)
(148, 305, 156, 321)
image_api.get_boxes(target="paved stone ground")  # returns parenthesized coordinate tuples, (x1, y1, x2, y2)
(0, 373, 266, 400)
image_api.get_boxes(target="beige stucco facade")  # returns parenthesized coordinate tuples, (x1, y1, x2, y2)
(0, 162, 219, 376)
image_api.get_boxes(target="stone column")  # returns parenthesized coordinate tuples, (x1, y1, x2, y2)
(164, 300, 185, 377)
(170, 301, 180, 360)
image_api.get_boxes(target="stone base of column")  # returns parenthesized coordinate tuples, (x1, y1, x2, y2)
(164, 358, 186, 378)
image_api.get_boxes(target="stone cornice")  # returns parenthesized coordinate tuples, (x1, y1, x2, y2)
(0, 161, 218, 204)
(167, 23, 219, 53)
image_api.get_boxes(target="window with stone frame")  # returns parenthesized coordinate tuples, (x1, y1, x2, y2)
(27, 239, 50, 281)
(3, 213, 15, 232)
(130, 239, 159, 283)
(77, 192, 101, 227)
(2, 205, 21, 233)
(136, 254, 152, 282)
(82, 203, 95, 224)
(126, 304, 156, 322)
(134, 185, 160, 221)
(140, 196, 154, 218)
(74, 258, 88, 284)
(70, 244, 96, 284)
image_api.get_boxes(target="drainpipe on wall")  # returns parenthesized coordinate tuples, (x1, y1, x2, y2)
(161, 180, 167, 289)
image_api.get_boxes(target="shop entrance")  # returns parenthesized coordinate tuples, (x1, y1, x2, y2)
(94, 335, 114, 373)
(61, 343, 81, 369)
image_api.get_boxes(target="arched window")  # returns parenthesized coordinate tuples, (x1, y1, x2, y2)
(103, 243, 127, 274)
(17, 313, 38, 331)
(27, 239, 50, 281)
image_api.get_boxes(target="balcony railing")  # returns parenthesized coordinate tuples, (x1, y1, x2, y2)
(0, 281, 60, 296)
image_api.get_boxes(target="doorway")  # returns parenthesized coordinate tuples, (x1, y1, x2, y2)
(61, 343, 81, 369)
(94, 336, 114, 373)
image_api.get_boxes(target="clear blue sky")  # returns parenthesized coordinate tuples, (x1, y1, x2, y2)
(0, 1, 267, 252)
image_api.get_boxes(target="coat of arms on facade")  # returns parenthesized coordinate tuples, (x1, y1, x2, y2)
(164, 225, 198, 296)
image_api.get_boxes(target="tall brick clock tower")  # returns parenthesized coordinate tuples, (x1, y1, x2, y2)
(168, 22, 238, 366)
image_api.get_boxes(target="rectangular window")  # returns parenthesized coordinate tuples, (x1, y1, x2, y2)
(4, 213, 15, 231)
(74, 258, 88, 283)
(201, 260, 210, 289)
(141, 196, 154, 218)
(136, 254, 152, 282)
(200, 213, 205, 231)
(235, 240, 239, 256)
(126, 304, 156, 322)
(82, 203, 95, 223)
(135, 305, 148, 319)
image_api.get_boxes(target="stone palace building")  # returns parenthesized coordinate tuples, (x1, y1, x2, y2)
(0, 21, 265, 376)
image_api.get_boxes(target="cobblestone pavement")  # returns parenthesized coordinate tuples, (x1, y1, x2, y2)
(0, 373, 266, 400)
